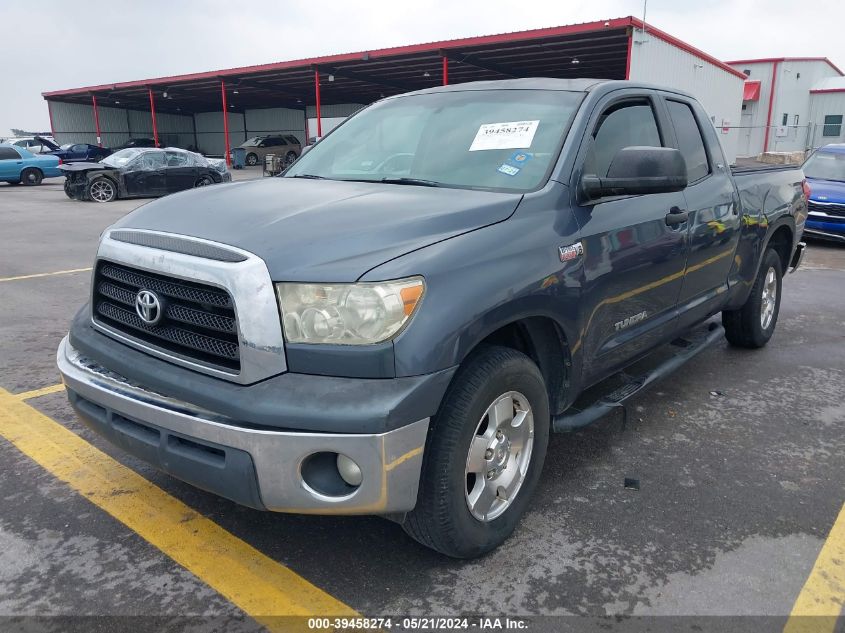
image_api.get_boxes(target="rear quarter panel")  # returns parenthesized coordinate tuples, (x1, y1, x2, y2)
(724, 166, 806, 309)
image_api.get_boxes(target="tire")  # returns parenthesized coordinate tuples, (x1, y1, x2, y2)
(20, 168, 43, 186)
(722, 248, 783, 348)
(284, 151, 297, 166)
(403, 345, 550, 558)
(87, 176, 117, 203)
(246, 153, 259, 166)
(63, 179, 73, 199)
(195, 176, 213, 187)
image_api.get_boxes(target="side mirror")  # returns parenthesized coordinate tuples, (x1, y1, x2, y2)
(581, 146, 687, 202)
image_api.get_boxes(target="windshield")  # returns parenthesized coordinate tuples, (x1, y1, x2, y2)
(101, 148, 144, 168)
(285, 89, 583, 191)
(803, 150, 845, 182)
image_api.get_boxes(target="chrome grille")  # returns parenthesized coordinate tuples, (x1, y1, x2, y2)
(93, 261, 240, 371)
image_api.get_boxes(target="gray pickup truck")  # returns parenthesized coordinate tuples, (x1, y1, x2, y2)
(58, 78, 807, 558)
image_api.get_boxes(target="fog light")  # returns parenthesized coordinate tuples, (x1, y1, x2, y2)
(336, 454, 363, 487)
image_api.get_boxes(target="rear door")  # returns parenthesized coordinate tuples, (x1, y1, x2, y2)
(68, 144, 88, 161)
(571, 92, 690, 384)
(662, 96, 741, 327)
(164, 150, 198, 192)
(123, 151, 167, 196)
(0, 146, 22, 179)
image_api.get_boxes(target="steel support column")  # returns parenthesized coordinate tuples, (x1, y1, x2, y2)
(148, 88, 160, 148)
(314, 69, 322, 138)
(442, 56, 449, 85)
(221, 80, 231, 165)
(92, 94, 102, 147)
(47, 101, 55, 138)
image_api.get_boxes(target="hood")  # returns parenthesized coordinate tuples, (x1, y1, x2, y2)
(112, 177, 522, 281)
(34, 135, 60, 151)
(807, 178, 845, 205)
(58, 162, 107, 172)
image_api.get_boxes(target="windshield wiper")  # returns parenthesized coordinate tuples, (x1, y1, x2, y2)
(378, 177, 442, 187)
(290, 174, 326, 179)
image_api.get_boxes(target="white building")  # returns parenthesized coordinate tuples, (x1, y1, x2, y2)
(727, 57, 844, 157)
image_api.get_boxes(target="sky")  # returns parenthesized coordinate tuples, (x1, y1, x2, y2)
(3, 0, 844, 137)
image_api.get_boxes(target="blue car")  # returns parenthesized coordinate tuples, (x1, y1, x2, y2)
(35, 136, 112, 163)
(803, 144, 845, 243)
(0, 144, 62, 185)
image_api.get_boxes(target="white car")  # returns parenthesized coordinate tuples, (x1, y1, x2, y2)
(5, 137, 56, 154)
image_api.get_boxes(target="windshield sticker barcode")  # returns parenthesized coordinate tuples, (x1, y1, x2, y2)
(469, 120, 539, 151)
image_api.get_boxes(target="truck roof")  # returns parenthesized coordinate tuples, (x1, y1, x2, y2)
(391, 77, 697, 100)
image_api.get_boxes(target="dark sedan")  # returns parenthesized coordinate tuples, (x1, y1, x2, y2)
(36, 136, 112, 163)
(60, 148, 231, 202)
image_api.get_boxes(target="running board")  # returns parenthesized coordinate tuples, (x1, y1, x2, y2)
(552, 322, 724, 433)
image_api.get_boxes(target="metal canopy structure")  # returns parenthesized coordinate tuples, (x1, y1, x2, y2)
(42, 16, 744, 161)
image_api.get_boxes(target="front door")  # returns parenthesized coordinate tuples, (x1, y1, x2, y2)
(572, 95, 690, 384)
(124, 151, 167, 197)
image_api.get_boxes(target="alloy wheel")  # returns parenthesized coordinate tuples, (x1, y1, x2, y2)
(464, 391, 534, 522)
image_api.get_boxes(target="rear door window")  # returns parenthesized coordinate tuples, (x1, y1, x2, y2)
(666, 100, 710, 183)
(0, 147, 20, 159)
(583, 100, 663, 178)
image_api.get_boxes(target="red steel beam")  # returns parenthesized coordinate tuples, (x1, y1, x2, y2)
(92, 94, 102, 147)
(763, 61, 779, 153)
(221, 80, 231, 166)
(148, 88, 160, 147)
(314, 69, 322, 137)
(625, 28, 633, 79)
(442, 56, 449, 85)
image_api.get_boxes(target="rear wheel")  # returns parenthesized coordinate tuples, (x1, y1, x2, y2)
(284, 151, 297, 166)
(722, 247, 783, 348)
(195, 176, 213, 187)
(246, 152, 259, 166)
(20, 168, 43, 186)
(403, 345, 550, 558)
(87, 177, 116, 203)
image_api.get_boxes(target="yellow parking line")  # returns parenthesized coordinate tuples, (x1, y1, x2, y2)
(0, 388, 356, 627)
(0, 267, 92, 283)
(783, 502, 845, 633)
(14, 383, 66, 401)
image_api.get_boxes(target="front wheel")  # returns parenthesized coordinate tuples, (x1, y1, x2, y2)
(403, 346, 550, 558)
(722, 247, 783, 348)
(87, 177, 117, 203)
(63, 179, 74, 199)
(21, 168, 43, 186)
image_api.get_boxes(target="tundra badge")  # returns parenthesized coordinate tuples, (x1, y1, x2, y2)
(615, 311, 648, 331)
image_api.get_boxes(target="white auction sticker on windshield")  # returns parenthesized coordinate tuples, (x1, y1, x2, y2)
(469, 120, 539, 151)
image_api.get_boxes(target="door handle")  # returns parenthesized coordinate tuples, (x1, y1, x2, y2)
(665, 207, 689, 227)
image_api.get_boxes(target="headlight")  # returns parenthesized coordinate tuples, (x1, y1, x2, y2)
(276, 277, 424, 345)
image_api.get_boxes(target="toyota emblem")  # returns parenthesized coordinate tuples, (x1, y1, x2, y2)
(135, 289, 163, 325)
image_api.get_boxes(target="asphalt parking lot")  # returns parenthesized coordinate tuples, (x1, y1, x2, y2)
(0, 173, 843, 632)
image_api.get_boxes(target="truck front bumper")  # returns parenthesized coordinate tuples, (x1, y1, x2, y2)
(57, 336, 429, 515)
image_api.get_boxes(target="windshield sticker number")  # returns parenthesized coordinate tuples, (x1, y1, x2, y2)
(470, 120, 539, 151)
